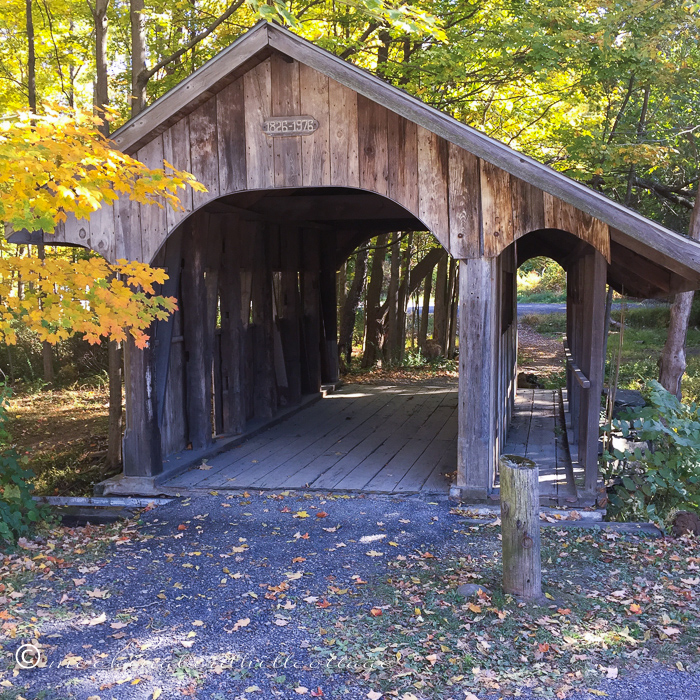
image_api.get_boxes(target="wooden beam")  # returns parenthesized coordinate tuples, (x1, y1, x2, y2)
(453, 257, 498, 500)
(122, 334, 162, 477)
(181, 214, 214, 450)
(319, 232, 339, 384)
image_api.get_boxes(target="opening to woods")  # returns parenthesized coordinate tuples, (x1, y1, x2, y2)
(337, 231, 459, 374)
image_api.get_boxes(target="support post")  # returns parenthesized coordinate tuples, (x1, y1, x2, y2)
(122, 334, 162, 477)
(500, 455, 542, 600)
(181, 214, 214, 450)
(452, 257, 498, 501)
(319, 233, 339, 384)
(579, 249, 607, 496)
(301, 229, 322, 394)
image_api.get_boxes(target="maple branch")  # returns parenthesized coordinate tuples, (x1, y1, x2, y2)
(137, 0, 246, 87)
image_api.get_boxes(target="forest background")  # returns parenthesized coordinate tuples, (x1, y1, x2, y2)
(1, 0, 700, 499)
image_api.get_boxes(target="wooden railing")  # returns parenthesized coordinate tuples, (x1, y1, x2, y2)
(563, 343, 590, 389)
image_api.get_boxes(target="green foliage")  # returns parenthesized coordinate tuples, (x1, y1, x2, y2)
(517, 257, 566, 303)
(602, 380, 700, 527)
(0, 386, 48, 542)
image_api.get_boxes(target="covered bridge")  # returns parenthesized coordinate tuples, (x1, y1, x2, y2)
(24, 22, 700, 501)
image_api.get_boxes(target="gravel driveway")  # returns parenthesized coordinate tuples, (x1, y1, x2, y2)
(2, 494, 698, 699)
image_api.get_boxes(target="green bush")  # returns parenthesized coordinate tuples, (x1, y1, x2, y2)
(602, 380, 700, 528)
(0, 387, 48, 542)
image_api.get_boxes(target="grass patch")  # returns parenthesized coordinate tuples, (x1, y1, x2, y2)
(307, 522, 700, 698)
(7, 385, 117, 496)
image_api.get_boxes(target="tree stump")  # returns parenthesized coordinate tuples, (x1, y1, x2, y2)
(500, 455, 542, 600)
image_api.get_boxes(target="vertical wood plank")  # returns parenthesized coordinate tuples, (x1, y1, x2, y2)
(577, 210, 611, 262)
(271, 54, 302, 188)
(357, 94, 388, 197)
(136, 135, 168, 263)
(244, 58, 274, 190)
(216, 78, 247, 195)
(329, 78, 359, 187)
(300, 63, 330, 186)
(251, 223, 278, 418)
(511, 175, 544, 240)
(279, 227, 303, 405)
(387, 112, 419, 215)
(319, 232, 339, 384)
(163, 117, 194, 232)
(181, 214, 214, 450)
(481, 160, 513, 257)
(189, 97, 220, 208)
(122, 333, 162, 477)
(219, 216, 245, 434)
(114, 195, 141, 261)
(300, 228, 322, 394)
(417, 127, 449, 247)
(88, 204, 115, 262)
(448, 144, 481, 258)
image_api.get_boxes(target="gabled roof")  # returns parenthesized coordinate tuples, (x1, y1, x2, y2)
(109, 20, 700, 285)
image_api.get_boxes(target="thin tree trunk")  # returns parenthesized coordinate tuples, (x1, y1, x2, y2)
(93, 0, 110, 124)
(26, 0, 36, 112)
(448, 259, 459, 358)
(362, 235, 387, 368)
(418, 266, 433, 349)
(130, 0, 147, 116)
(338, 247, 368, 371)
(395, 232, 412, 363)
(659, 194, 700, 398)
(384, 232, 401, 363)
(432, 251, 448, 352)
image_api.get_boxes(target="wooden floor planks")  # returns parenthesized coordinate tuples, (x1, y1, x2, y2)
(162, 383, 575, 500)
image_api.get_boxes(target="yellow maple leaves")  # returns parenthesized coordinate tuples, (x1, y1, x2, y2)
(0, 105, 205, 346)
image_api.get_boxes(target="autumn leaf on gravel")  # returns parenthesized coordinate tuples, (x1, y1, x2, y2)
(310, 689, 323, 697)
(59, 653, 83, 667)
(316, 512, 328, 518)
(367, 692, 383, 700)
(86, 612, 106, 626)
(304, 596, 319, 603)
(152, 690, 162, 700)
(294, 511, 310, 518)
(86, 588, 109, 598)
(110, 622, 128, 629)
(316, 598, 331, 609)
(72, 578, 86, 586)
(366, 550, 383, 557)
(464, 694, 480, 700)
(295, 688, 308, 695)
(294, 531, 309, 539)
(467, 603, 481, 613)
(198, 464, 212, 470)
(605, 667, 619, 679)
(192, 620, 204, 626)
(370, 608, 383, 617)
(322, 525, 339, 532)
(232, 618, 250, 632)
(629, 604, 642, 614)
(292, 557, 306, 563)
(181, 640, 194, 648)
(285, 572, 303, 580)
(177, 524, 188, 531)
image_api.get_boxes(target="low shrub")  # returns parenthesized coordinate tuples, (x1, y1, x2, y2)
(0, 386, 48, 542)
(602, 380, 700, 528)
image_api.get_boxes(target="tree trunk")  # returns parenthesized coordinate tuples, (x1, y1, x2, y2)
(447, 258, 459, 358)
(384, 232, 401, 363)
(432, 251, 449, 353)
(130, 0, 147, 116)
(500, 455, 542, 601)
(93, 0, 110, 126)
(418, 266, 433, 349)
(395, 232, 412, 362)
(362, 235, 387, 367)
(26, 0, 36, 112)
(37, 243, 54, 385)
(659, 194, 700, 398)
(338, 247, 368, 371)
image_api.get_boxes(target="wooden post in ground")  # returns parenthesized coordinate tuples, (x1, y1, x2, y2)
(500, 454, 541, 600)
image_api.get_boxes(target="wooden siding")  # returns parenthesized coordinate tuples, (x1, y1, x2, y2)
(57, 56, 611, 266)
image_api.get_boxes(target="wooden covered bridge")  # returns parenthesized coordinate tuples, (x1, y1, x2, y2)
(25, 22, 700, 502)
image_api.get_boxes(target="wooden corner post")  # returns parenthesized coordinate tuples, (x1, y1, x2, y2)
(452, 257, 498, 501)
(579, 249, 607, 496)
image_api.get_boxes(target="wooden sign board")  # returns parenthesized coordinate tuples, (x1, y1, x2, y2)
(262, 116, 319, 137)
